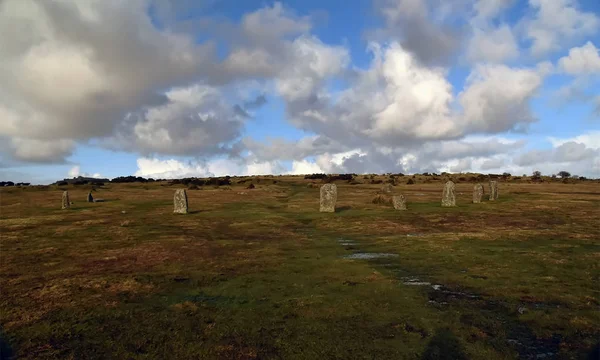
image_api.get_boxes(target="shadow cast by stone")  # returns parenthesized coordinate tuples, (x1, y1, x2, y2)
(421, 329, 468, 360)
(335, 206, 352, 213)
(0, 328, 14, 360)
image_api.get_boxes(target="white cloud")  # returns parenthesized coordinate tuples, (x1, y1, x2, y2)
(373, 0, 463, 65)
(548, 130, 600, 150)
(525, 0, 600, 56)
(289, 160, 325, 175)
(8, 138, 75, 163)
(67, 165, 102, 179)
(0, 0, 215, 162)
(558, 41, 600, 75)
(107, 85, 245, 155)
(467, 25, 519, 63)
(134, 157, 283, 179)
(459, 64, 543, 133)
(473, 0, 515, 24)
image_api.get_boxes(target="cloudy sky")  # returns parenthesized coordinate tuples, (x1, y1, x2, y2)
(0, 0, 599, 183)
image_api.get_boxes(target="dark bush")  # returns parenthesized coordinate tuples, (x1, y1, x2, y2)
(56, 181, 68, 186)
(188, 185, 200, 190)
(205, 177, 231, 186)
(304, 173, 327, 180)
(111, 176, 149, 183)
(407, 178, 415, 185)
(324, 174, 354, 182)
(247, 183, 255, 189)
(370, 179, 383, 184)
(1, 181, 15, 187)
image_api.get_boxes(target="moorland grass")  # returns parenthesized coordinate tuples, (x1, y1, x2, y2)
(1, 177, 599, 359)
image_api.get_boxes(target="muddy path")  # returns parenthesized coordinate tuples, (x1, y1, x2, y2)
(336, 236, 596, 360)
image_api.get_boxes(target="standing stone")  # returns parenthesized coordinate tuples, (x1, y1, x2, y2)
(489, 181, 498, 201)
(381, 183, 394, 194)
(441, 181, 456, 207)
(61, 191, 70, 209)
(87, 191, 94, 203)
(473, 184, 484, 203)
(319, 184, 337, 213)
(392, 195, 407, 210)
(173, 189, 188, 214)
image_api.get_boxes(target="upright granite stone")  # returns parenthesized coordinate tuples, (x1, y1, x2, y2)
(381, 183, 394, 194)
(392, 195, 407, 210)
(441, 181, 456, 207)
(319, 184, 337, 213)
(173, 189, 188, 214)
(473, 184, 484, 203)
(61, 191, 70, 209)
(87, 191, 94, 203)
(489, 181, 498, 201)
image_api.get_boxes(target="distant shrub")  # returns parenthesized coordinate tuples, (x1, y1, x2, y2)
(407, 178, 415, 185)
(188, 185, 200, 190)
(205, 177, 231, 186)
(1, 181, 15, 187)
(370, 179, 383, 184)
(394, 173, 405, 177)
(56, 181, 68, 186)
(111, 176, 149, 183)
(304, 173, 327, 180)
(458, 177, 466, 182)
(558, 171, 571, 179)
(247, 183, 255, 189)
(324, 174, 354, 183)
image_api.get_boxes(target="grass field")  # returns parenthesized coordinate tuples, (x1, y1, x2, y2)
(1, 176, 599, 359)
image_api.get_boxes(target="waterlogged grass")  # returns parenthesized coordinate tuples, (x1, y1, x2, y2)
(1, 179, 599, 359)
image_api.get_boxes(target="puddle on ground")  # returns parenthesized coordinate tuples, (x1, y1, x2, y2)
(338, 236, 567, 360)
(343, 253, 399, 260)
(337, 239, 358, 246)
(401, 277, 443, 290)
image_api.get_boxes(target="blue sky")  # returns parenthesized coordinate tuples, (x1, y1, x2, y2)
(0, 0, 599, 184)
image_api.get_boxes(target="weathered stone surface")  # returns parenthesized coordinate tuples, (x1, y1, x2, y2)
(381, 183, 394, 194)
(489, 181, 498, 201)
(62, 191, 70, 209)
(87, 191, 94, 203)
(473, 184, 484, 203)
(319, 184, 337, 213)
(173, 189, 188, 214)
(441, 181, 456, 207)
(392, 195, 407, 210)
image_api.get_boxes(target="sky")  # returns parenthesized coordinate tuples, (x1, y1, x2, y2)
(0, 0, 599, 184)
